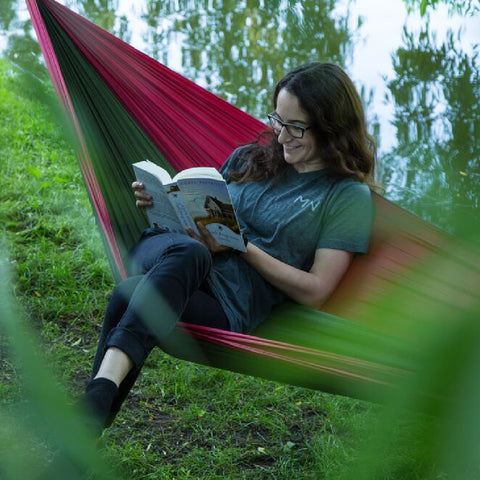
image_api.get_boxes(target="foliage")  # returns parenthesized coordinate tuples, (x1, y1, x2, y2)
(381, 20, 480, 238)
(341, 243, 480, 480)
(403, 0, 480, 16)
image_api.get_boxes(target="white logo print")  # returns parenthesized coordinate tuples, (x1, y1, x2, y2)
(294, 195, 321, 212)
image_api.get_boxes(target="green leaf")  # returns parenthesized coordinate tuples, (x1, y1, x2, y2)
(420, 0, 429, 16)
(26, 165, 41, 179)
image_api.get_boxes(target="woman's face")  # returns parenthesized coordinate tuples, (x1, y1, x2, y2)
(274, 88, 324, 173)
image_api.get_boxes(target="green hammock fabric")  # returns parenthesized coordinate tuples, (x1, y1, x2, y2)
(27, 0, 480, 403)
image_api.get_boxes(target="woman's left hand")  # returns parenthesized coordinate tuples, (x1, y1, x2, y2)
(187, 222, 232, 255)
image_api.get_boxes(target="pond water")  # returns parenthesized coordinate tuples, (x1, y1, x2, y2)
(2, 0, 479, 238)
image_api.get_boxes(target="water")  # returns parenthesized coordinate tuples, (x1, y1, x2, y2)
(2, 0, 479, 237)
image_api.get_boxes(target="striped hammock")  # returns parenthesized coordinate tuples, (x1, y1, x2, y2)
(26, 0, 480, 404)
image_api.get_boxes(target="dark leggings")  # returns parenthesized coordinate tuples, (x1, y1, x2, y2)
(90, 233, 230, 425)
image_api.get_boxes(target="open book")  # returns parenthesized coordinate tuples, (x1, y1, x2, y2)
(132, 160, 246, 252)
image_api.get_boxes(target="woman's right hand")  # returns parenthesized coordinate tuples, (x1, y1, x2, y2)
(132, 181, 153, 210)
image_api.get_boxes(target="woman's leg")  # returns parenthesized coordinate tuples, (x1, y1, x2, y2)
(79, 276, 141, 435)
(91, 275, 142, 379)
(105, 286, 230, 427)
(94, 348, 133, 386)
(103, 234, 213, 372)
(84, 234, 218, 432)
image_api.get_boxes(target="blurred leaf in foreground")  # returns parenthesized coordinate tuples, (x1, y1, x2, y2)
(0, 251, 120, 480)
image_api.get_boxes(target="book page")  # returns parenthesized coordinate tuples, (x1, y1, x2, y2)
(133, 160, 173, 184)
(173, 167, 223, 181)
(132, 165, 185, 234)
(176, 177, 246, 251)
(165, 185, 197, 232)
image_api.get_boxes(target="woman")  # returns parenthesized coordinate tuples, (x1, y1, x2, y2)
(82, 62, 376, 436)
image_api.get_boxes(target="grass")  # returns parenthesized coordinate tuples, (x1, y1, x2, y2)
(1, 57, 470, 479)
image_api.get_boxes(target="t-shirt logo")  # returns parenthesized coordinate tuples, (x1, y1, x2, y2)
(294, 195, 321, 212)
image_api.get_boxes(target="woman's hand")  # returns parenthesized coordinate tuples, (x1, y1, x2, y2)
(132, 181, 153, 210)
(187, 222, 232, 255)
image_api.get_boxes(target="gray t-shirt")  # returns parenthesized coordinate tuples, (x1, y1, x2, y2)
(207, 146, 374, 333)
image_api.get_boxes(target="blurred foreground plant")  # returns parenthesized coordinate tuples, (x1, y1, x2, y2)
(0, 253, 120, 480)
(342, 222, 480, 479)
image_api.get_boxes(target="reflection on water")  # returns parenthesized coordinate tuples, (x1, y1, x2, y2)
(383, 23, 480, 232)
(0, 1, 16, 30)
(137, 0, 355, 117)
(2, 0, 479, 237)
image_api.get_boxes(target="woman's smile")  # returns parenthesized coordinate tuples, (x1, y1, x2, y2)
(275, 89, 324, 173)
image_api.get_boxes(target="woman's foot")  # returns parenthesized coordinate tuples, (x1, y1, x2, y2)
(80, 377, 119, 437)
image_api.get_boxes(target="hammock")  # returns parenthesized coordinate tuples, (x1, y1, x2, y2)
(27, 0, 480, 404)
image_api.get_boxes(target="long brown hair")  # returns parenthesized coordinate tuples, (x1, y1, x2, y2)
(231, 62, 377, 188)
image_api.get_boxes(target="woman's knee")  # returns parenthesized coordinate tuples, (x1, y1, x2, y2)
(148, 237, 212, 283)
(135, 234, 212, 274)
(130, 233, 200, 273)
(103, 276, 142, 328)
(175, 237, 212, 271)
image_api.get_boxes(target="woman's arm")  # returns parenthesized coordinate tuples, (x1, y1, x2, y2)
(189, 223, 353, 309)
(241, 244, 353, 309)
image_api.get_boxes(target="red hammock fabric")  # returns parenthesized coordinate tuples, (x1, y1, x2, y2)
(26, 0, 480, 402)
(28, 0, 265, 279)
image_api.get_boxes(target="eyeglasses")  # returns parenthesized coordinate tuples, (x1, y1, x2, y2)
(267, 113, 311, 139)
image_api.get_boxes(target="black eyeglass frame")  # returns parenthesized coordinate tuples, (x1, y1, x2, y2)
(267, 113, 312, 139)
